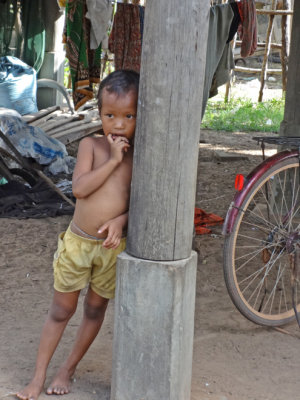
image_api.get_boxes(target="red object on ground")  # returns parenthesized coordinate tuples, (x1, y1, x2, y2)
(194, 208, 224, 235)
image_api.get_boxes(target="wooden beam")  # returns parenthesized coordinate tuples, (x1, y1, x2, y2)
(258, 0, 277, 102)
(22, 106, 60, 123)
(256, 9, 293, 15)
(235, 40, 282, 50)
(234, 66, 282, 74)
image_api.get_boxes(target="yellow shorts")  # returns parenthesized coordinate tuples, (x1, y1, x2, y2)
(53, 225, 126, 299)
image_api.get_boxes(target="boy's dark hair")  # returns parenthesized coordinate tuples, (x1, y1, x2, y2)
(98, 69, 140, 109)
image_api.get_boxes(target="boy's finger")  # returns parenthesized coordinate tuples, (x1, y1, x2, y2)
(112, 238, 121, 249)
(107, 134, 114, 143)
(98, 223, 108, 233)
(103, 234, 114, 247)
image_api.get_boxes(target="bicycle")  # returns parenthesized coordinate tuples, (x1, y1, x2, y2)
(222, 136, 300, 327)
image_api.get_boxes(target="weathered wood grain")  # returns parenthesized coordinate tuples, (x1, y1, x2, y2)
(127, 0, 210, 261)
(280, 0, 300, 136)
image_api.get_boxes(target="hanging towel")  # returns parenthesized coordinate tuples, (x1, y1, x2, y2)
(86, 0, 113, 50)
(237, 0, 257, 58)
(64, 0, 102, 110)
(108, 3, 142, 72)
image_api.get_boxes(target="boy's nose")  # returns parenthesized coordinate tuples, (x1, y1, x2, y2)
(114, 118, 124, 129)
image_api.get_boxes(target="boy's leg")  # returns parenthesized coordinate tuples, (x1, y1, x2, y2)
(46, 286, 109, 395)
(16, 290, 80, 400)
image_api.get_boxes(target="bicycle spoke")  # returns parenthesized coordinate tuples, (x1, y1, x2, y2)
(224, 157, 300, 326)
(261, 261, 286, 314)
(235, 241, 277, 263)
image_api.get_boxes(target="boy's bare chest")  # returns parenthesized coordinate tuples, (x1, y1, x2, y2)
(94, 147, 132, 186)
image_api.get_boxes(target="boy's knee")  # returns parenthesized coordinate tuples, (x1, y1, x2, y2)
(84, 301, 108, 320)
(49, 302, 76, 323)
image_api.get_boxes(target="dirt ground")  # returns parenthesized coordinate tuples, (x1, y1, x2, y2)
(1, 127, 300, 400)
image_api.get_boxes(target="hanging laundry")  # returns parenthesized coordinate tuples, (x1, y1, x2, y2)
(108, 3, 142, 72)
(138, 5, 145, 44)
(237, 0, 257, 58)
(227, 2, 241, 44)
(201, 4, 235, 118)
(86, 0, 113, 50)
(64, 0, 102, 110)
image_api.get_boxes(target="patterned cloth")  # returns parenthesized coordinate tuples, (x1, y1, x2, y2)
(237, 0, 257, 58)
(108, 3, 142, 72)
(64, 0, 102, 110)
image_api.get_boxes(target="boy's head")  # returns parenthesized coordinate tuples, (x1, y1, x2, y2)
(98, 70, 140, 111)
(98, 70, 140, 143)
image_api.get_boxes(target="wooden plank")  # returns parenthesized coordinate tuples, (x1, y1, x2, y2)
(47, 119, 101, 137)
(60, 125, 103, 145)
(29, 110, 64, 127)
(51, 120, 102, 139)
(39, 115, 81, 132)
(22, 106, 60, 123)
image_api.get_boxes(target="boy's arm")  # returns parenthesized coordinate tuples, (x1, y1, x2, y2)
(98, 212, 128, 249)
(72, 136, 129, 199)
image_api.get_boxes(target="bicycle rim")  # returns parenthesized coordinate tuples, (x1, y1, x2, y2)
(224, 157, 300, 326)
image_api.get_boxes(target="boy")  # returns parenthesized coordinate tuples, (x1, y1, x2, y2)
(16, 69, 139, 400)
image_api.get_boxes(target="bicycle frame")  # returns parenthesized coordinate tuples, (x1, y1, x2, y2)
(222, 149, 299, 235)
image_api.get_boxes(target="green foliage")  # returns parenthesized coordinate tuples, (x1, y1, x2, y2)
(64, 58, 70, 88)
(201, 97, 285, 132)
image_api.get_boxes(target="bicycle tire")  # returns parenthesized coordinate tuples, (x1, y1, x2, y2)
(224, 156, 300, 326)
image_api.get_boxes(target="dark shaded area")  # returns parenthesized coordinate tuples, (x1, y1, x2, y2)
(0, 180, 74, 218)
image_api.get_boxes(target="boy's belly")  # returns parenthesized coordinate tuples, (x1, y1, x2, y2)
(72, 194, 128, 239)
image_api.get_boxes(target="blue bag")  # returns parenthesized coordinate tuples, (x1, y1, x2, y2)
(0, 56, 38, 115)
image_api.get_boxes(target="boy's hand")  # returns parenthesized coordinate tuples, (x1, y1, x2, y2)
(107, 134, 130, 164)
(98, 218, 123, 249)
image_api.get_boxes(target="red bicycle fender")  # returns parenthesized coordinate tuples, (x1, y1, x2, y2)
(222, 150, 298, 235)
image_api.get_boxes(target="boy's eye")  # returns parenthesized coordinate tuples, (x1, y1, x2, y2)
(106, 113, 113, 118)
(126, 114, 134, 119)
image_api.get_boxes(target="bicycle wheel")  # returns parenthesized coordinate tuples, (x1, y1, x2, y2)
(224, 156, 300, 326)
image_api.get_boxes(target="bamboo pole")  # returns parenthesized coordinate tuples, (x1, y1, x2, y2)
(258, 0, 278, 102)
(256, 9, 293, 15)
(235, 66, 282, 74)
(236, 40, 282, 50)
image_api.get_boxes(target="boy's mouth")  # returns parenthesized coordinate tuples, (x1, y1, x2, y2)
(111, 134, 126, 141)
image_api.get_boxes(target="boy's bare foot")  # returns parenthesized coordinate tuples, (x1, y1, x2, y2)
(46, 367, 73, 395)
(16, 376, 45, 400)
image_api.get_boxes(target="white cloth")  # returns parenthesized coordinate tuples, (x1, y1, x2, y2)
(86, 0, 113, 50)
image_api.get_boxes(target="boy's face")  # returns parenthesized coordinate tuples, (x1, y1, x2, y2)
(100, 89, 138, 144)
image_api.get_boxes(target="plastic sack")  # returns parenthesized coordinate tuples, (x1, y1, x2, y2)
(0, 113, 75, 175)
(0, 56, 38, 115)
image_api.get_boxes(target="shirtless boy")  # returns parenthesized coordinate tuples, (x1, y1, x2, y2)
(16, 69, 139, 400)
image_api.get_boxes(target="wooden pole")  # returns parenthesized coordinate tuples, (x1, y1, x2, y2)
(281, 0, 292, 92)
(126, 0, 210, 261)
(280, 0, 300, 137)
(111, 2, 209, 399)
(258, 0, 278, 102)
